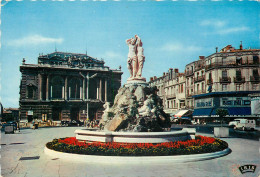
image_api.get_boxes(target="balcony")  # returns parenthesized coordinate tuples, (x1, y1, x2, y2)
(185, 70, 194, 76)
(234, 77, 245, 83)
(219, 77, 231, 83)
(187, 92, 194, 97)
(166, 94, 176, 99)
(250, 76, 260, 83)
(194, 90, 206, 95)
(205, 61, 260, 71)
(195, 64, 204, 71)
(194, 75, 205, 83)
(207, 79, 213, 85)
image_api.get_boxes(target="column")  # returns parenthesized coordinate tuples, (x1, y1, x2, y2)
(50, 86, 53, 99)
(83, 78, 86, 100)
(38, 74, 42, 100)
(99, 78, 102, 101)
(105, 79, 107, 102)
(80, 87, 82, 99)
(96, 80, 99, 100)
(46, 75, 49, 100)
(86, 76, 89, 100)
(65, 76, 68, 100)
(69, 87, 71, 99)
(62, 86, 65, 99)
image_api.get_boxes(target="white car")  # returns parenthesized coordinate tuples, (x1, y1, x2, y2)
(229, 119, 256, 131)
(191, 120, 197, 125)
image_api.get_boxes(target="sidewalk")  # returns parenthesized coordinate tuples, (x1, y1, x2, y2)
(1, 127, 259, 177)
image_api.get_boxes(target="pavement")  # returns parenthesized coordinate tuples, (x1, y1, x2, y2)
(1, 127, 259, 177)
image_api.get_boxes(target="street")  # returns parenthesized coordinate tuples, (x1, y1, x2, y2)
(0, 126, 259, 177)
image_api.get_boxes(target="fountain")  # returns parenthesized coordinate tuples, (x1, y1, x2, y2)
(44, 35, 230, 163)
(74, 34, 195, 143)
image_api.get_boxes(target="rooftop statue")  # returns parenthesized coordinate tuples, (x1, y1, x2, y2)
(126, 35, 146, 83)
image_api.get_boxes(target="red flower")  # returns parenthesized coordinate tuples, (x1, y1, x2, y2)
(58, 136, 216, 150)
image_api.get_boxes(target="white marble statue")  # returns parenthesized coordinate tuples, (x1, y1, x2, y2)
(126, 35, 145, 81)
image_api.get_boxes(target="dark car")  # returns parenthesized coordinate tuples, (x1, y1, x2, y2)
(61, 120, 84, 127)
(1, 121, 18, 133)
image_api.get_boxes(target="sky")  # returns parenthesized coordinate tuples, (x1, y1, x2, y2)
(0, 1, 259, 108)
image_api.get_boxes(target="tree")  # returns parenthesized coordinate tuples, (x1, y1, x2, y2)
(216, 108, 228, 126)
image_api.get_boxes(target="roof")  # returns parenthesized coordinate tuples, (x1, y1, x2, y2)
(39, 52, 103, 64)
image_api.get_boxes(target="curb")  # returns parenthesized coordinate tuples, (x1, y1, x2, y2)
(44, 146, 231, 164)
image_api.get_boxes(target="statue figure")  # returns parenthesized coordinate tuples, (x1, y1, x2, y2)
(135, 35, 145, 78)
(126, 35, 145, 81)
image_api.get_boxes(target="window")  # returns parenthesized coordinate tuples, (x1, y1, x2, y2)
(222, 70, 227, 78)
(236, 70, 242, 79)
(69, 78, 81, 99)
(27, 85, 36, 99)
(222, 84, 227, 91)
(252, 84, 258, 90)
(201, 83, 204, 92)
(236, 84, 241, 91)
(236, 57, 242, 65)
(51, 76, 64, 99)
(253, 56, 259, 64)
(208, 72, 212, 81)
(253, 69, 259, 77)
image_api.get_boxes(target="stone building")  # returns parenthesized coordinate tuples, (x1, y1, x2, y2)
(192, 44, 260, 122)
(150, 43, 260, 122)
(150, 68, 187, 115)
(19, 52, 122, 123)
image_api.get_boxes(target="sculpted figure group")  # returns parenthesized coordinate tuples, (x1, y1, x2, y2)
(126, 35, 145, 80)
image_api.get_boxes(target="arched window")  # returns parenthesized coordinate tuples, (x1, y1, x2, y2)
(26, 85, 36, 99)
(51, 76, 64, 99)
(69, 78, 81, 99)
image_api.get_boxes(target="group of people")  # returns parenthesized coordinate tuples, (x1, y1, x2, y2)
(126, 35, 145, 79)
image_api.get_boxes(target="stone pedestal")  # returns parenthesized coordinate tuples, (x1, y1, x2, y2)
(214, 127, 229, 138)
(125, 78, 147, 87)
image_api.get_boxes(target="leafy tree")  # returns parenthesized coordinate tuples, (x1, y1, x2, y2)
(216, 108, 228, 126)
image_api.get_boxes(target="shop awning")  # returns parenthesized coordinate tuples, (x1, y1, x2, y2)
(192, 108, 213, 117)
(174, 110, 189, 118)
(211, 107, 251, 116)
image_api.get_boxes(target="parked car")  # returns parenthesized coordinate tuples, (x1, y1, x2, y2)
(61, 120, 84, 127)
(1, 121, 18, 133)
(229, 119, 256, 131)
(191, 120, 197, 125)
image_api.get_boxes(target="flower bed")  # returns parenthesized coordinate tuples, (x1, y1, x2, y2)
(46, 135, 228, 156)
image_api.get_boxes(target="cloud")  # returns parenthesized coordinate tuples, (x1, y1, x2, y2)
(200, 20, 226, 28)
(200, 19, 250, 35)
(160, 43, 202, 52)
(7, 34, 63, 47)
(216, 26, 250, 35)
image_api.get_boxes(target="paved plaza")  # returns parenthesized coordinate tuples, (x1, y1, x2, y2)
(1, 127, 259, 177)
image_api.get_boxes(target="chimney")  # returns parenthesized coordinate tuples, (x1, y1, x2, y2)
(150, 77, 153, 81)
(240, 41, 243, 50)
(216, 47, 218, 53)
(174, 68, 179, 73)
(163, 72, 165, 76)
(199, 56, 205, 60)
(154, 76, 157, 80)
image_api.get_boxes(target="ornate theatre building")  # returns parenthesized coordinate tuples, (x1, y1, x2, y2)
(19, 52, 122, 123)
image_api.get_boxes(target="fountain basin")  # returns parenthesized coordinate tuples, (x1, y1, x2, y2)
(74, 128, 196, 144)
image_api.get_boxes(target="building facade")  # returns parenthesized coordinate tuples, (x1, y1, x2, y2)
(149, 44, 260, 122)
(150, 68, 187, 115)
(19, 52, 122, 123)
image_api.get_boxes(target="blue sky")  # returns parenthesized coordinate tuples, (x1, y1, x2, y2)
(0, 1, 259, 108)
